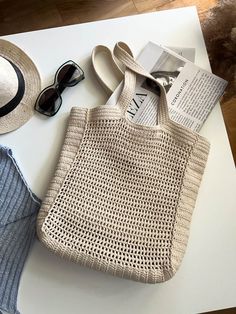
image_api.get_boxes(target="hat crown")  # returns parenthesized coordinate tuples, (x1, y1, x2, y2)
(0, 57, 18, 108)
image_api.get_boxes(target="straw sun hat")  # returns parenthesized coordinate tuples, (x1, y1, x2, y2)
(0, 39, 41, 134)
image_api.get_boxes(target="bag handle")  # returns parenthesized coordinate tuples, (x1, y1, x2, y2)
(114, 42, 170, 124)
(91, 45, 124, 95)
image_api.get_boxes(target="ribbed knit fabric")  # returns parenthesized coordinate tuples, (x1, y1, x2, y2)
(0, 146, 41, 314)
(37, 42, 210, 283)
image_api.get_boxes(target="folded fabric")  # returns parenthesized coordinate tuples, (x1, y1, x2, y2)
(0, 146, 41, 314)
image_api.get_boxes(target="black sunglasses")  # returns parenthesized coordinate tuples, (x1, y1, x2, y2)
(35, 60, 85, 117)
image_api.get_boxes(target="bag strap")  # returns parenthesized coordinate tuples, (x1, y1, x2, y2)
(114, 42, 170, 124)
(91, 45, 124, 95)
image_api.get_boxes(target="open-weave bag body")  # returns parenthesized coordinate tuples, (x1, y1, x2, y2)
(37, 43, 210, 283)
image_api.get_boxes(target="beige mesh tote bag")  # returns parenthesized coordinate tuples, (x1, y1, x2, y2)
(37, 42, 210, 283)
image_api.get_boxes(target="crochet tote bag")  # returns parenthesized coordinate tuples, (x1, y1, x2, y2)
(37, 42, 210, 283)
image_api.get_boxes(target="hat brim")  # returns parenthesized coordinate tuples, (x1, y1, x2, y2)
(0, 39, 41, 134)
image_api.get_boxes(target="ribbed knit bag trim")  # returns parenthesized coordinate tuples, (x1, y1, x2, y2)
(37, 42, 210, 283)
(37, 108, 87, 236)
(170, 135, 209, 277)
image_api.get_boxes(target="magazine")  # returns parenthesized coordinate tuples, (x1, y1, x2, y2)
(106, 42, 227, 132)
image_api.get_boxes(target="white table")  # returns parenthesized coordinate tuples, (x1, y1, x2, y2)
(1, 6, 236, 314)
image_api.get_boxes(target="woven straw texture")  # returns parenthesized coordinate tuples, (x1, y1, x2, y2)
(0, 39, 41, 134)
(37, 43, 210, 283)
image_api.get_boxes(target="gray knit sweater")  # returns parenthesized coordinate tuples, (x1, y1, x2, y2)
(0, 146, 41, 314)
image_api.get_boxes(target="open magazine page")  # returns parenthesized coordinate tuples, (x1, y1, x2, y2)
(106, 42, 227, 132)
(126, 44, 196, 125)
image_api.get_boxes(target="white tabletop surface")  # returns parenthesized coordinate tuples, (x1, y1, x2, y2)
(1, 6, 236, 314)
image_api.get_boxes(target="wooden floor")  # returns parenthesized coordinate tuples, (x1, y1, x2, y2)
(0, 0, 235, 164)
(0, 0, 218, 35)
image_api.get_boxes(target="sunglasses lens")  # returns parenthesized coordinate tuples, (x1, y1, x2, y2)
(57, 64, 84, 86)
(36, 88, 61, 116)
(35, 61, 84, 117)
